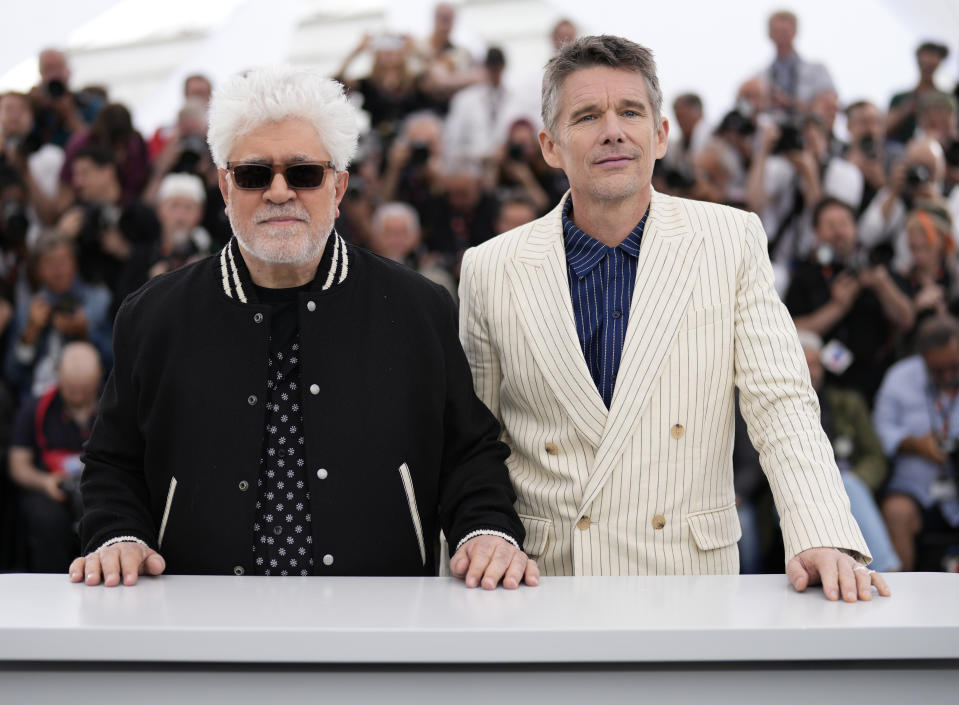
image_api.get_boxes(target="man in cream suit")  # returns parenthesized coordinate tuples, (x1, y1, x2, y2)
(459, 35, 891, 601)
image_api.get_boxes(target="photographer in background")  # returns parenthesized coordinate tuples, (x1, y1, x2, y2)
(844, 100, 900, 214)
(490, 118, 566, 215)
(5, 234, 111, 401)
(58, 103, 149, 208)
(336, 33, 428, 150)
(859, 135, 946, 272)
(786, 197, 914, 404)
(147, 173, 211, 279)
(895, 201, 958, 328)
(874, 315, 959, 570)
(56, 145, 159, 311)
(747, 115, 862, 288)
(7, 341, 102, 573)
(0, 91, 66, 227)
(27, 49, 100, 151)
(380, 111, 446, 221)
(887, 42, 950, 145)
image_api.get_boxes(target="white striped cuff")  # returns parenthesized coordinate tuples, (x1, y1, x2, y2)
(94, 536, 149, 554)
(455, 529, 520, 552)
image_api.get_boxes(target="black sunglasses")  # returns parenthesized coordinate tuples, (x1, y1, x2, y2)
(226, 161, 335, 190)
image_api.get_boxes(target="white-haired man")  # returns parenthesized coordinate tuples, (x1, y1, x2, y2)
(70, 66, 536, 589)
(459, 35, 889, 601)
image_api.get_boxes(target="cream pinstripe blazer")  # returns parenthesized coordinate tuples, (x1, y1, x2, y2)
(459, 189, 870, 576)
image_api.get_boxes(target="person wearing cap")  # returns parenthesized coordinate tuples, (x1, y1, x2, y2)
(69, 66, 535, 589)
(887, 41, 951, 144)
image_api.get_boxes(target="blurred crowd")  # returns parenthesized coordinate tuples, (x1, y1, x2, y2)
(1, 5, 959, 574)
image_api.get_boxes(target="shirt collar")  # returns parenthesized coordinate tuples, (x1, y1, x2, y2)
(561, 197, 647, 279)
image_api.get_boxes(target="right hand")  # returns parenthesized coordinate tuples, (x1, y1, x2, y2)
(830, 272, 861, 311)
(42, 474, 67, 503)
(69, 542, 166, 587)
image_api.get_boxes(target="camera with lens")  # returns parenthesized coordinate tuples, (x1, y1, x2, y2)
(408, 141, 431, 167)
(45, 79, 67, 100)
(345, 175, 366, 200)
(95, 204, 121, 233)
(904, 163, 932, 191)
(507, 142, 526, 162)
(858, 135, 878, 160)
(772, 122, 805, 155)
(0, 200, 29, 250)
(50, 292, 80, 315)
(171, 134, 209, 174)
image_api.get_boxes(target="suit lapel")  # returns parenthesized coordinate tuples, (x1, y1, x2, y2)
(578, 191, 704, 513)
(506, 198, 607, 448)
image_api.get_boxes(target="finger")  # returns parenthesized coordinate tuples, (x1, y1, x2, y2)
(837, 560, 858, 602)
(501, 551, 527, 590)
(99, 548, 122, 587)
(449, 547, 469, 579)
(84, 552, 102, 586)
(144, 551, 166, 576)
(785, 557, 809, 592)
(854, 567, 873, 601)
(465, 542, 495, 589)
(524, 558, 540, 586)
(818, 556, 840, 601)
(871, 571, 892, 597)
(69, 556, 85, 582)
(118, 545, 144, 586)
(481, 544, 514, 590)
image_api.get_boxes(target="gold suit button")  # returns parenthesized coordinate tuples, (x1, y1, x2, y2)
(670, 424, 685, 440)
(576, 516, 591, 531)
(545, 442, 558, 455)
(652, 514, 666, 530)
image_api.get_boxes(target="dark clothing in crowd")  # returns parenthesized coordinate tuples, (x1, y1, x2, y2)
(785, 260, 895, 404)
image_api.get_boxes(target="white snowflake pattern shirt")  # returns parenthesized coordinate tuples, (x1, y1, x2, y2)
(251, 295, 314, 576)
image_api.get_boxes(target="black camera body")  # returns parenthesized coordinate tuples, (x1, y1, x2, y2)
(772, 123, 804, 155)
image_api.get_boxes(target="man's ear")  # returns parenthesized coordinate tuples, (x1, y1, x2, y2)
(217, 169, 230, 213)
(539, 128, 563, 170)
(654, 116, 670, 160)
(333, 170, 349, 218)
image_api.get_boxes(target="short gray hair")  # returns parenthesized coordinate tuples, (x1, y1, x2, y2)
(207, 65, 359, 171)
(372, 202, 420, 236)
(541, 35, 663, 136)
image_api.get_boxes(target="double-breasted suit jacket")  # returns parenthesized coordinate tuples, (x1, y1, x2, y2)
(459, 189, 870, 575)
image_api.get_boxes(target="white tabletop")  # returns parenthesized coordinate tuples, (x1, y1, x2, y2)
(1, 573, 956, 664)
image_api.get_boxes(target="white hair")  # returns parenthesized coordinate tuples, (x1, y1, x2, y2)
(372, 202, 421, 235)
(207, 65, 359, 171)
(157, 173, 206, 205)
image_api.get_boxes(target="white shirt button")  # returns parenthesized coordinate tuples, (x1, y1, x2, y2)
(253, 313, 263, 323)
(322, 554, 334, 566)
(316, 468, 328, 480)
(247, 395, 257, 406)
(307, 301, 316, 312)
(238, 480, 249, 491)
(233, 566, 244, 576)
(310, 384, 320, 395)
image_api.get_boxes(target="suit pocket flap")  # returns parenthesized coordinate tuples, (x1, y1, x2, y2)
(686, 503, 741, 551)
(518, 514, 552, 558)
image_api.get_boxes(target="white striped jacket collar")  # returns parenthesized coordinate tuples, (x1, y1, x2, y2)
(217, 231, 350, 303)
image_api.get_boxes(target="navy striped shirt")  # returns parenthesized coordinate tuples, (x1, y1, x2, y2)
(562, 199, 648, 408)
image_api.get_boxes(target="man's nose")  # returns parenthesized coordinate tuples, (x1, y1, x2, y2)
(263, 173, 296, 202)
(599, 111, 627, 143)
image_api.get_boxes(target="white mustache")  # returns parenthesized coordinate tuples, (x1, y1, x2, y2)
(254, 207, 310, 224)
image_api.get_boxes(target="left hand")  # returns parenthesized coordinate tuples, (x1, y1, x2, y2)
(450, 535, 540, 590)
(786, 547, 891, 601)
